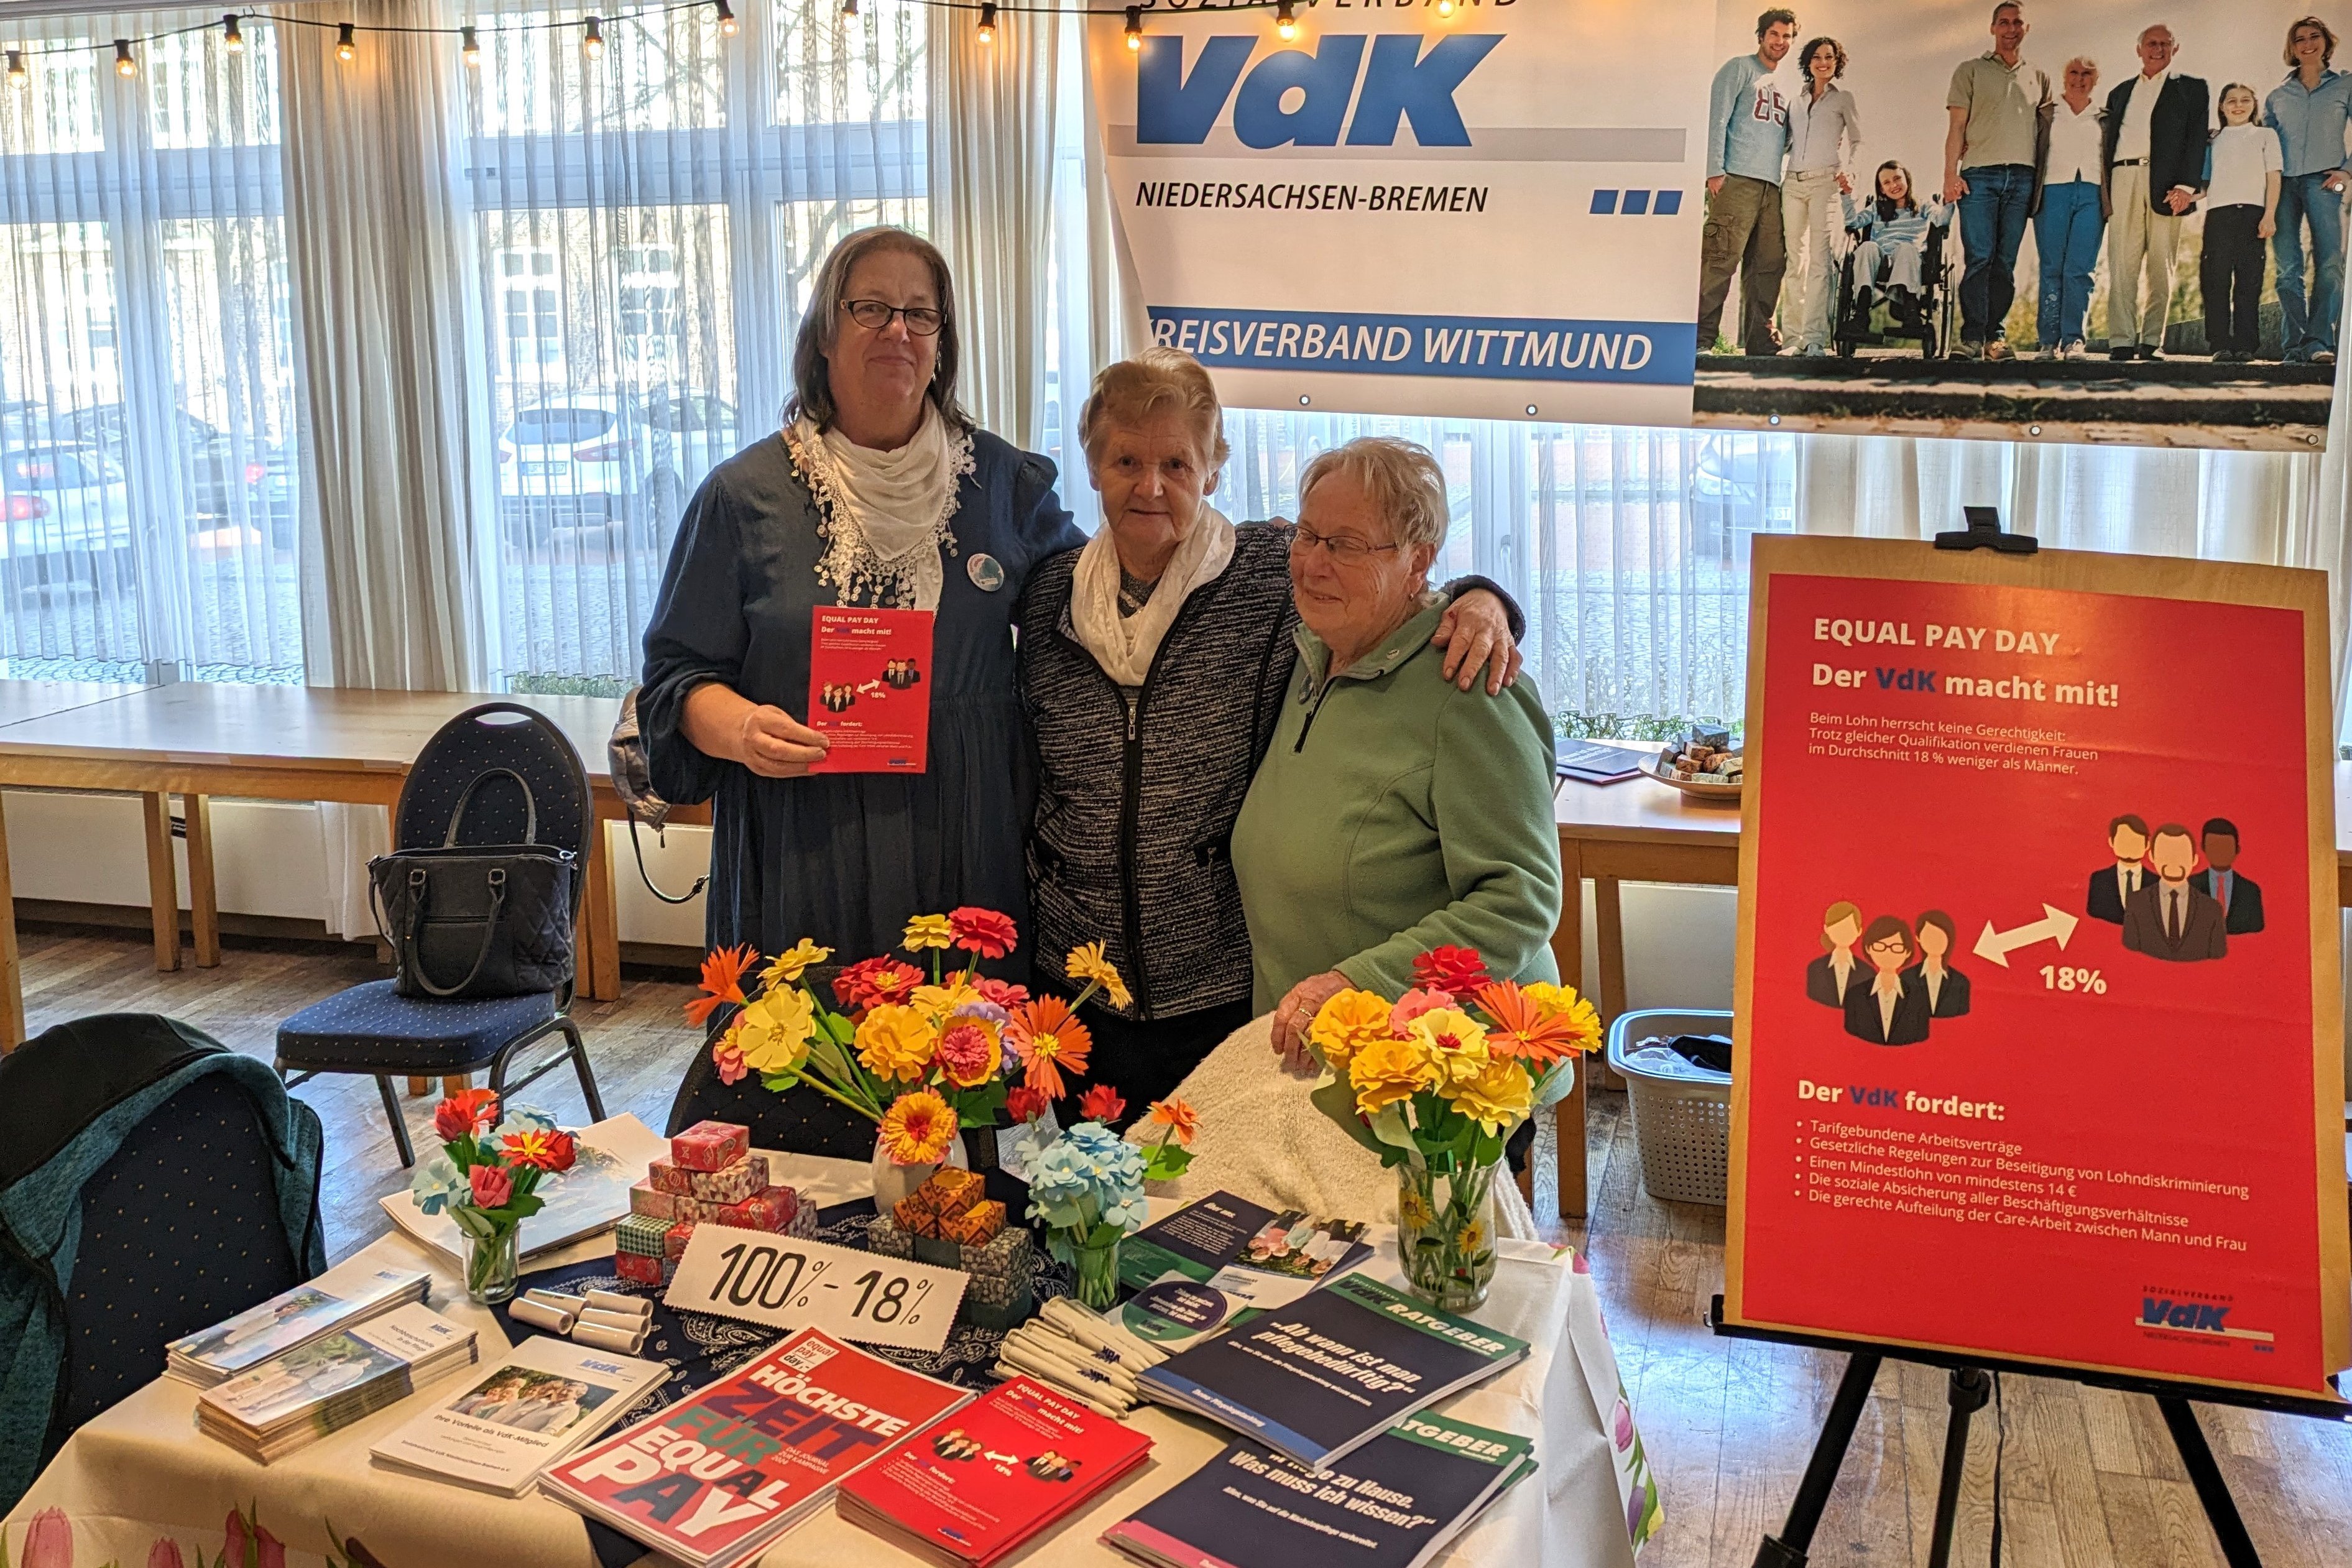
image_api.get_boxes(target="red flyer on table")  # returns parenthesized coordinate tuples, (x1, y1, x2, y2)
(836, 1377, 1154, 1568)
(808, 606, 934, 773)
(540, 1328, 971, 1568)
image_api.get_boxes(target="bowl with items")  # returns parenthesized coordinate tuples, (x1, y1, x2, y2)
(1646, 726, 1743, 803)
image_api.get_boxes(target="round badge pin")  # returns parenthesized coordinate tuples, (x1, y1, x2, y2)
(967, 553, 1006, 592)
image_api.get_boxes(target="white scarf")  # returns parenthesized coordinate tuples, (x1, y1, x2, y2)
(1069, 505, 1237, 687)
(786, 408, 975, 610)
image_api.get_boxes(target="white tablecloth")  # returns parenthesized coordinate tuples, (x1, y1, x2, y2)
(4, 1153, 1657, 1568)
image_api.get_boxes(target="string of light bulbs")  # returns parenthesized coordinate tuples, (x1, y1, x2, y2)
(3, 0, 1432, 86)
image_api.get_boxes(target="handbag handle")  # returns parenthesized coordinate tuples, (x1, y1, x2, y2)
(401, 864, 510, 998)
(443, 766, 539, 848)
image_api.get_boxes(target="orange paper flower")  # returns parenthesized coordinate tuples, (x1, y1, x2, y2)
(1145, 1097, 1199, 1146)
(1007, 995, 1092, 1099)
(500, 1127, 578, 1173)
(685, 944, 759, 1027)
(1475, 980, 1591, 1065)
(879, 1089, 958, 1165)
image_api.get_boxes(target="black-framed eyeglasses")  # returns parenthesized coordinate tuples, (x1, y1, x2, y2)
(842, 298, 945, 336)
(1291, 523, 1401, 561)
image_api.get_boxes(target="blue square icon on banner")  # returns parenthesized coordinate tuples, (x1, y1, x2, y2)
(1590, 189, 1620, 214)
(1623, 190, 1652, 216)
(1656, 189, 1684, 216)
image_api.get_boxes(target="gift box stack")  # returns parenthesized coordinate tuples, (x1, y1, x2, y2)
(613, 1120, 818, 1285)
(869, 1167, 1034, 1329)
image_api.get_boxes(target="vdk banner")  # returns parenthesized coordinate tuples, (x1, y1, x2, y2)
(1087, 0, 1713, 426)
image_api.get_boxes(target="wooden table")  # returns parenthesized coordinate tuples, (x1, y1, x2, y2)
(1547, 751, 2352, 1222)
(0, 685, 673, 1048)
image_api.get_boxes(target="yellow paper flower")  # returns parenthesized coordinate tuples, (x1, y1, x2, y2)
(1404, 1007, 1491, 1085)
(911, 980, 981, 1022)
(879, 1090, 958, 1165)
(760, 938, 832, 989)
(902, 913, 954, 951)
(855, 1003, 937, 1084)
(1349, 1035, 1439, 1118)
(1064, 942, 1133, 1010)
(1436, 1054, 1534, 1134)
(1307, 990, 1397, 1071)
(1521, 981, 1603, 1053)
(734, 986, 816, 1076)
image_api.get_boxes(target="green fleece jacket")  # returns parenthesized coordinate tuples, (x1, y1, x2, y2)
(1231, 600, 1564, 1012)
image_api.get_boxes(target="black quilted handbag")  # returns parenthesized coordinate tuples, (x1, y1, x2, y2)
(369, 767, 576, 998)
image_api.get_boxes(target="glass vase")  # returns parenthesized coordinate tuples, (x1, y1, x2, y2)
(1396, 1154, 1499, 1312)
(871, 1129, 969, 1217)
(1067, 1230, 1122, 1311)
(466, 1224, 520, 1305)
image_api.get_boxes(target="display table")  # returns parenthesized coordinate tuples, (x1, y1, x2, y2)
(4, 1153, 1654, 1568)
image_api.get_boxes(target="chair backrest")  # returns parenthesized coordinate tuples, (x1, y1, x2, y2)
(395, 702, 594, 923)
(59, 1073, 311, 1432)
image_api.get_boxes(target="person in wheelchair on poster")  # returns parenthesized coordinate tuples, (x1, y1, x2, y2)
(1833, 160, 1956, 357)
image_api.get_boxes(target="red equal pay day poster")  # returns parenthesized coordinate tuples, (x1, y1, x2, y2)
(808, 607, 934, 774)
(1727, 540, 2348, 1396)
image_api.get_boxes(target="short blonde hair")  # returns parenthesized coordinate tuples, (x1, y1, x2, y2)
(1079, 348, 1230, 471)
(1298, 436, 1450, 552)
(2064, 54, 2099, 81)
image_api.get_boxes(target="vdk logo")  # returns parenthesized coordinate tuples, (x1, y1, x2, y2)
(2142, 1297, 2231, 1334)
(1136, 34, 1502, 148)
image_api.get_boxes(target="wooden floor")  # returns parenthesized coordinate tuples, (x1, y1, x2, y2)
(21, 922, 2352, 1567)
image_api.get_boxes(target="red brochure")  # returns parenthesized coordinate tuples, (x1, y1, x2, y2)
(836, 1377, 1153, 1567)
(808, 606, 934, 773)
(540, 1328, 969, 1568)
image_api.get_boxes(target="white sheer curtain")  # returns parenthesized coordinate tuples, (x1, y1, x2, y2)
(0, 9, 305, 682)
(456, 0, 926, 693)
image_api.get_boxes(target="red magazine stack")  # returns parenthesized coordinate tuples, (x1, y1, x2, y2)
(836, 1376, 1155, 1568)
(540, 1327, 970, 1568)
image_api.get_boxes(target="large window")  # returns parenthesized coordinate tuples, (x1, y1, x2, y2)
(463, 0, 925, 693)
(0, 15, 303, 683)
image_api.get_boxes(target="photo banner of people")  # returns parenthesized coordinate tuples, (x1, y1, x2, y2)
(1724, 535, 2350, 1395)
(1089, 1, 2351, 450)
(1697, 0, 2350, 448)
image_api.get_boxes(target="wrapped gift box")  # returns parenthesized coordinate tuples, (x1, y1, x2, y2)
(628, 1180, 682, 1222)
(717, 1187, 795, 1233)
(670, 1120, 750, 1173)
(615, 1251, 673, 1286)
(647, 1160, 696, 1197)
(663, 1220, 696, 1260)
(616, 1213, 670, 1259)
(685, 1154, 769, 1205)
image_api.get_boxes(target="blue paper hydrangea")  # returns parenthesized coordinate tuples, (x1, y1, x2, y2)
(409, 1153, 469, 1215)
(1026, 1120, 1148, 1257)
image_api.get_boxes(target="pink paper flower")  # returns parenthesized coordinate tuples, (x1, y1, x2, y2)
(713, 1037, 747, 1085)
(22, 1509, 72, 1568)
(147, 1539, 188, 1568)
(974, 976, 1030, 1010)
(1388, 987, 1454, 1032)
(469, 1161, 514, 1209)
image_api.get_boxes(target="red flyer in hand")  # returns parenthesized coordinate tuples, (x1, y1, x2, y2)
(808, 607, 934, 773)
(836, 1377, 1153, 1567)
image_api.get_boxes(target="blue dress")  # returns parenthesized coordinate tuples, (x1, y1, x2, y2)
(639, 427, 1083, 964)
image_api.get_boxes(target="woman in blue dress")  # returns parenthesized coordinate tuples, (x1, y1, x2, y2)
(640, 226, 1082, 1153)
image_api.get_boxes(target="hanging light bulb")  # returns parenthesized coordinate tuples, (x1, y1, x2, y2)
(1123, 6, 1141, 50)
(975, 2, 996, 44)
(5, 50, 25, 88)
(461, 24, 480, 65)
(222, 13, 244, 53)
(714, 0, 737, 37)
(581, 14, 602, 58)
(1275, 0, 1296, 40)
(1435, 0, 1456, 14)
(841, 0, 858, 18)
(336, 21, 355, 60)
(114, 38, 136, 76)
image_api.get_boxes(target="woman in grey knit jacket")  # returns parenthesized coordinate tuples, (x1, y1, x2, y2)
(1014, 349, 1523, 1122)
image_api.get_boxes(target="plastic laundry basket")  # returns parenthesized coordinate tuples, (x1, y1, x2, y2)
(1606, 1008, 1734, 1206)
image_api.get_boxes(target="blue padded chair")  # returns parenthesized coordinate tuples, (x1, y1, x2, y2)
(275, 703, 607, 1166)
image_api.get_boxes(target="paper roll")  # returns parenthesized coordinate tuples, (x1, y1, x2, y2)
(524, 1289, 588, 1314)
(579, 1306, 652, 1334)
(509, 1298, 576, 1334)
(571, 1319, 648, 1355)
(584, 1289, 653, 1319)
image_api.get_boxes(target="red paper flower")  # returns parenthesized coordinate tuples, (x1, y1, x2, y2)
(1413, 945, 1491, 994)
(1007, 1085, 1050, 1123)
(948, 906, 1020, 959)
(713, 1036, 748, 1085)
(685, 944, 759, 1027)
(1077, 1083, 1127, 1123)
(975, 976, 1031, 1010)
(834, 955, 923, 1012)
(468, 1162, 514, 1209)
(501, 1127, 578, 1173)
(433, 1088, 499, 1142)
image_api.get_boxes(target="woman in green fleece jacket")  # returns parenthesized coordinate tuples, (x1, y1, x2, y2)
(1229, 436, 1564, 1073)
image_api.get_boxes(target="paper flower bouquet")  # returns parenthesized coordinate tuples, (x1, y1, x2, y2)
(408, 1091, 578, 1303)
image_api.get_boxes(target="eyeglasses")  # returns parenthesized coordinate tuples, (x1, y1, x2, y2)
(1291, 523, 1401, 561)
(1866, 938, 1910, 957)
(841, 299, 944, 336)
